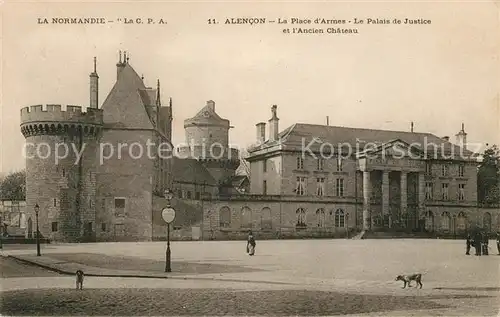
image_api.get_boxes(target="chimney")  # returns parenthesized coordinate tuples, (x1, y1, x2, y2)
(116, 50, 126, 79)
(326, 116, 329, 126)
(455, 122, 467, 150)
(206, 100, 215, 112)
(268, 105, 279, 141)
(89, 57, 99, 108)
(442, 136, 450, 142)
(256, 122, 266, 144)
(411, 121, 414, 133)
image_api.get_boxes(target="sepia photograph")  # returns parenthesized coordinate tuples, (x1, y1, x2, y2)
(0, 1, 499, 316)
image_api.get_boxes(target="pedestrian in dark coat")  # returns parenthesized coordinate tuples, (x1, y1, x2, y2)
(496, 232, 500, 255)
(482, 232, 489, 256)
(246, 231, 256, 256)
(474, 231, 482, 256)
(466, 235, 472, 255)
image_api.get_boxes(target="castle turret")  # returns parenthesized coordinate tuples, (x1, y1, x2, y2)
(89, 57, 99, 108)
(20, 104, 103, 242)
(179, 100, 239, 184)
(455, 123, 467, 150)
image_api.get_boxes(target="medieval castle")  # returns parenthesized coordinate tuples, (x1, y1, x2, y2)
(20, 53, 499, 242)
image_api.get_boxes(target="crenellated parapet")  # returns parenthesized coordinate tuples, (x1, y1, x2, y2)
(20, 104, 103, 138)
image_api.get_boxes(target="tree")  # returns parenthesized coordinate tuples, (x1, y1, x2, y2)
(0, 170, 26, 201)
(477, 145, 499, 205)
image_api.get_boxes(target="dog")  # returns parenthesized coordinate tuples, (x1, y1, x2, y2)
(395, 273, 423, 289)
(75, 270, 84, 290)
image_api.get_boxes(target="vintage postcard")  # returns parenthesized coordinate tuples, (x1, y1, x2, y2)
(1, 1, 499, 316)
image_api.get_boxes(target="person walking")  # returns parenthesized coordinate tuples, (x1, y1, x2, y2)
(246, 231, 256, 256)
(496, 232, 500, 255)
(466, 234, 472, 255)
(474, 231, 482, 256)
(482, 232, 489, 256)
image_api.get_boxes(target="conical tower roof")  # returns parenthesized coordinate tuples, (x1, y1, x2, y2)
(101, 62, 155, 129)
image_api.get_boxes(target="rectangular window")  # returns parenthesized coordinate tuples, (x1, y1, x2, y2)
(195, 192, 201, 200)
(114, 198, 126, 216)
(337, 157, 343, 172)
(187, 191, 192, 199)
(114, 224, 125, 237)
(458, 165, 465, 177)
(177, 189, 183, 199)
(425, 182, 433, 200)
(441, 183, 449, 200)
(101, 223, 107, 232)
(51, 222, 58, 232)
(458, 184, 465, 201)
(336, 178, 344, 197)
(296, 156, 304, 170)
(53, 198, 57, 207)
(425, 163, 432, 175)
(316, 178, 325, 196)
(263, 180, 267, 195)
(263, 160, 267, 173)
(295, 177, 306, 196)
(317, 158, 323, 170)
(441, 165, 448, 177)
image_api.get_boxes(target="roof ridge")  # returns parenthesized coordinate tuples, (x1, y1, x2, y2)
(295, 122, 433, 135)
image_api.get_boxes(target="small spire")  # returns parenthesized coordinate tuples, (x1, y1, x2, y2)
(123, 51, 127, 63)
(119, 50, 122, 63)
(411, 121, 414, 133)
(169, 97, 173, 119)
(461, 122, 465, 131)
(156, 79, 161, 107)
(93, 57, 97, 73)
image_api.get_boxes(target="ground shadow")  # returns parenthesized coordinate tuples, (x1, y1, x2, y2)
(48, 253, 264, 274)
(433, 287, 500, 292)
(1, 288, 453, 316)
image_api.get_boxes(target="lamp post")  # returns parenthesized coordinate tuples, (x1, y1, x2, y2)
(162, 189, 176, 272)
(34, 203, 41, 256)
(346, 212, 350, 239)
(453, 214, 457, 240)
(0, 214, 3, 250)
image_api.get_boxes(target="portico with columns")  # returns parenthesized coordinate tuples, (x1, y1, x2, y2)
(357, 140, 426, 231)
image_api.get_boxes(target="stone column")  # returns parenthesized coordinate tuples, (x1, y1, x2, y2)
(382, 171, 389, 217)
(400, 171, 407, 215)
(363, 171, 371, 231)
(418, 173, 425, 219)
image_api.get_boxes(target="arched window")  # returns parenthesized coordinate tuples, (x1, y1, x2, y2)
(219, 207, 231, 228)
(296, 208, 306, 227)
(483, 212, 492, 232)
(441, 211, 451, 230)
(240, 206, 252, 229)
(335, 209, 345, 228)
(261, 207, 272, 230)
(316, 208, 326, 227)
(457, 211, 467, 230)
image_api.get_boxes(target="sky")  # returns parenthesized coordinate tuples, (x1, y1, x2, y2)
(1, 1, 499, 173)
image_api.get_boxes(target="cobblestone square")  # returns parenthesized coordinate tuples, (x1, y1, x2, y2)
(1, 239, 499, 316)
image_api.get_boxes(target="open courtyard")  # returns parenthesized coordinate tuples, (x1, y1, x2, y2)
(1, 238, 499, 316)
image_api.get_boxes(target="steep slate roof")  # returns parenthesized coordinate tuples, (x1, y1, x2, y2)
(250, 123, 473, 159)
(101, 63, 155, 129)
(184, 101, 230, 127)
(171, 157, 217, 186)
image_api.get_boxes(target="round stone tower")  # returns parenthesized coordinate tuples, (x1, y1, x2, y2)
(178, 100, 239, 184)
(20, 104, 103, 242)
